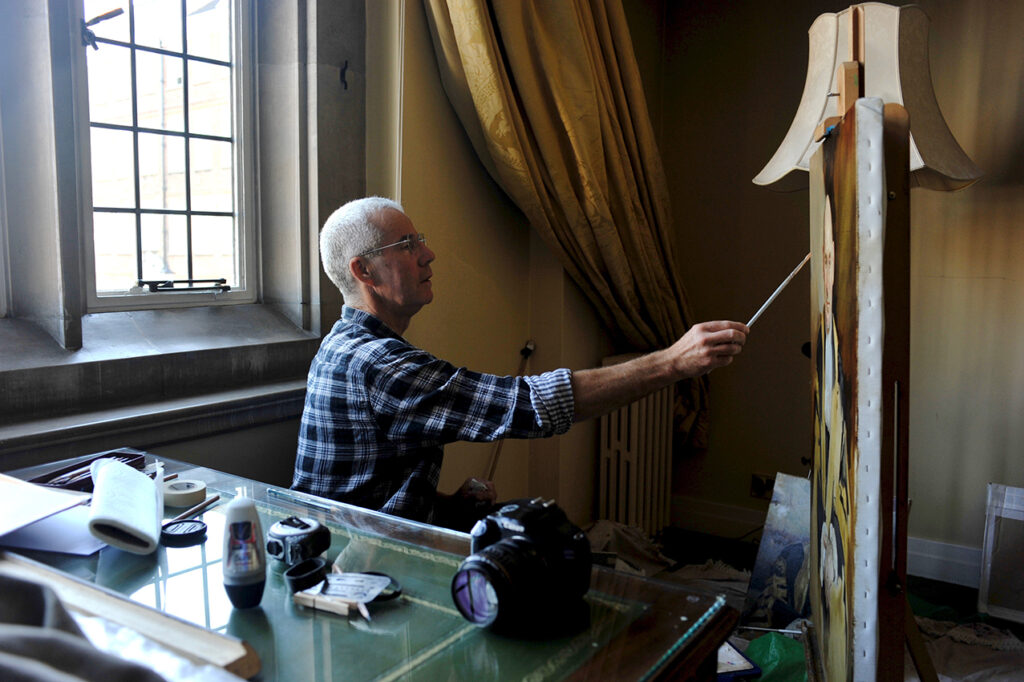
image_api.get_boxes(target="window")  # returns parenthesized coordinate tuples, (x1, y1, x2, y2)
(80, 0, 256, 311)
(0, 0, 360, 448)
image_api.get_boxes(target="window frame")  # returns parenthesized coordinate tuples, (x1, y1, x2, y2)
(0, 99, 9, 319)
(76, 0, 259, 313)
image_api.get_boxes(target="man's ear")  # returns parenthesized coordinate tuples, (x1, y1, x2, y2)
(350, 256, 374, 285)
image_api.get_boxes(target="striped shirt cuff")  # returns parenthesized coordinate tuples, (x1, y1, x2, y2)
(524, 368, 575, 435)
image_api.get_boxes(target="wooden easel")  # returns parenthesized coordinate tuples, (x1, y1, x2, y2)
(809, 8, 937, 682)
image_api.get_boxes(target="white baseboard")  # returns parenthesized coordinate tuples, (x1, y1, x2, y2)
(672, 495, 982, 588)
(907, 536, 981, 589)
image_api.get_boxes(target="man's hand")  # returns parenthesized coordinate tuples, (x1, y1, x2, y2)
(456, 477, 496, 505)
(571, 320, 749, 422)
(666, 320, 749, 378)
(433, 478, 497, 532)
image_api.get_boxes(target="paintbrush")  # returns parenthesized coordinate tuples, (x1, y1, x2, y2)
(169, 494, 221, 522)
(747, 253, 811, 327)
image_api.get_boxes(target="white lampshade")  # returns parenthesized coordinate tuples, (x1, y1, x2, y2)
(753, 2, 981, 192)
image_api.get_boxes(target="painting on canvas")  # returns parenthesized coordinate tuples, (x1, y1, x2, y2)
(809, 98, 882, 682)
(742, 473, 811, 630)
(807, 96, 911, 682)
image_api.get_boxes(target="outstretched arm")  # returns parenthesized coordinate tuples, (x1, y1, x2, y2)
(571, 320, 748, 422)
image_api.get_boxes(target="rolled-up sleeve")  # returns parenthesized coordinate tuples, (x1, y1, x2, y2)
(524, 368, 574, 435)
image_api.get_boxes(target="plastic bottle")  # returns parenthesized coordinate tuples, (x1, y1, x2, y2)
(222, 496, 266, 608)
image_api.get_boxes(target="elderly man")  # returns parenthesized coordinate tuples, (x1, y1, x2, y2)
(292, 197, 748, 529)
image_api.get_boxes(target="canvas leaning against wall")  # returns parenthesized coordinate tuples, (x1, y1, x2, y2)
(742, 473, 811, 630)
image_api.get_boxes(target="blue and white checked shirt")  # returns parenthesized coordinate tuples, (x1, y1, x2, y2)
(292, 307, 575, 522)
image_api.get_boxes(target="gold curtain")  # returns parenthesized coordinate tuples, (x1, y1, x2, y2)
(422, 0, 709, 448)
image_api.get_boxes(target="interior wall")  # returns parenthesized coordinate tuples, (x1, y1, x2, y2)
(655, 0, 819, 535)
(653, 0, 1024, 551)
(904, 0, 1024, 548)
(366, 1, 611, 526)
(151, 419, 300, 488)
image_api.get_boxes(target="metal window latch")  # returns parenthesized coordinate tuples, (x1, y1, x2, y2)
(81, 8, 124, 50)
(137, 278, 231, 293)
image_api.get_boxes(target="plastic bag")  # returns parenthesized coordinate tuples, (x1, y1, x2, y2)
(744, 632, 807, 682)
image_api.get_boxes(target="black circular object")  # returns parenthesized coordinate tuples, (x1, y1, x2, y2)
(451, 544, 527, 627)
(451, 563, 499, 625)
(363, 572, 402, 602)
(284, 557, 328, 593)
(160, 519, 208, 548)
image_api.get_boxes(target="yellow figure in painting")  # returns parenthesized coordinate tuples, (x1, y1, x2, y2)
(812, 144, 856, 682)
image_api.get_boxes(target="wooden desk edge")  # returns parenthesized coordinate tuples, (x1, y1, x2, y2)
(0, 551, 261, 679)
(569, 569, 739, 681)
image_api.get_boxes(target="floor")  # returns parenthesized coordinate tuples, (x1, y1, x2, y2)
(659, 527, 760, 574)
(656, 527, 1024, 681)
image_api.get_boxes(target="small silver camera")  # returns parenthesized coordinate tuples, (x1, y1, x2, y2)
(265, 516, 330, 566)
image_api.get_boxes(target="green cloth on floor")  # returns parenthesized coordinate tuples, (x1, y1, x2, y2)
(908, 591, 962, 622)
(744, 633, 807, 682)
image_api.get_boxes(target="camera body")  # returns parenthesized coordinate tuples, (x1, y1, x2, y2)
(451, 498, 591, 631)
(265, 516, 330, 566)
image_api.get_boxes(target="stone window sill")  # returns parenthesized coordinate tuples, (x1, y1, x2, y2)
(0, 304, 318, 464)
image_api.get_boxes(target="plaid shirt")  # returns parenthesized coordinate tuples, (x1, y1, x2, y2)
(292, 306, 575, 522)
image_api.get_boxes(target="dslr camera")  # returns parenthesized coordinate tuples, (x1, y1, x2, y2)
(265, 516, 330, 566)
(450, 498, 591, 631)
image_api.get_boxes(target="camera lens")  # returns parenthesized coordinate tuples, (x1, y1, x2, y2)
(451, 539, 541, 629)
(451, 564, 500, 625)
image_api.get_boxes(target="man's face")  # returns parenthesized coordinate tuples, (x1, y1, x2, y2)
(364, 209, 436, 316)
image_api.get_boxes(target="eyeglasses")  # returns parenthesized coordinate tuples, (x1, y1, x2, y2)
(358, 233, 426, 257)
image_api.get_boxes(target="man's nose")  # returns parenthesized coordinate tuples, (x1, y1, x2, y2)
(420, 243, 436, 264)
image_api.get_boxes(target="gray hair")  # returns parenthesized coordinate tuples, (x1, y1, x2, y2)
(320, 196, 404, 297)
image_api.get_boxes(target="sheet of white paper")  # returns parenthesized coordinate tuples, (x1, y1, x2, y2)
(0, 505, 106, 555)
(318, 573, 393, 602)
(0, 473, 89, 536)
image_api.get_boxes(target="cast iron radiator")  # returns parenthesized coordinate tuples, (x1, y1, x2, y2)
(598, 354, 673, 538)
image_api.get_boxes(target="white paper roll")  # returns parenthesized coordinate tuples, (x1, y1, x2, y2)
(88, 459, 162, 555)
(163, 479, 207, 507)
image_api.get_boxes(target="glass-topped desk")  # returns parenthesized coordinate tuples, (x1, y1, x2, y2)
(7, 454, 737, 681)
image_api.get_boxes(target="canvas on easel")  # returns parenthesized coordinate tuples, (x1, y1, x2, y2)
(753, 3, 980, 679)
(808, 96, 910, 682)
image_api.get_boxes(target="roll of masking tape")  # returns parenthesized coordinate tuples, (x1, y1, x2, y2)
(164, 479, 207, 507)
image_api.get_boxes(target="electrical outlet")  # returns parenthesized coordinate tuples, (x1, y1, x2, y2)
(750, 473, 776, 500)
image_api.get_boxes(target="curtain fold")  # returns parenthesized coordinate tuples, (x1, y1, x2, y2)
(423, 0, 710, 449)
